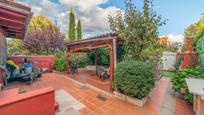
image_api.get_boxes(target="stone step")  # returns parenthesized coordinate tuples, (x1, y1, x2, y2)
(56, 108, 81, 115)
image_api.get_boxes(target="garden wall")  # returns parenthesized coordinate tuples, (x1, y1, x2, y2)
(176, 36, 199, 69)
(161, 51, 176, 71)
(9, 56, 55, 71)
(177, 52, 198, 69)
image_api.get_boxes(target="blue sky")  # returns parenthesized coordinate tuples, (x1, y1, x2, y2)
(103, 0, 204, 35)
(17, 0, 204, 37)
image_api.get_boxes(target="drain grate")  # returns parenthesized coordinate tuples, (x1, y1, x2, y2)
(80, 85, 89, 90)
(19, 90, 27, 94)
(96, 95, 107, 101)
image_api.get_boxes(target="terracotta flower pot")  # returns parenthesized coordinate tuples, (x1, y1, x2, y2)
(180, 88, 186, 94)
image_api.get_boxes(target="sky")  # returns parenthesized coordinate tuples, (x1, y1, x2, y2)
(16, 0, 204, 42)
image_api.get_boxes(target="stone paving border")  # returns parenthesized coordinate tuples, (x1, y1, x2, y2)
(159, 77, 176, 115)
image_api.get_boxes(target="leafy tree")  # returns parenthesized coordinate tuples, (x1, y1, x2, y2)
(140, 44, 165, 64)
(68, 8, 76, 42)
(109, 0, 166, 60)
(184, 17, 204, 41)
(28, 15, 54, 32)
(87, 48, 110, 66)
(165, 44, 179, 52)
(8, 39, 28, 55)
(87, 47, 125, 65)
(77, 19, 82, 40)
(23, 15, 65, 55)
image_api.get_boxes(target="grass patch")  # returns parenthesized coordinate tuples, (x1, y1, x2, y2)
(161, 71, 175, 78)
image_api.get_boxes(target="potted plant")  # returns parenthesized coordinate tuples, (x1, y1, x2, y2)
(113, 60, 155, 107)
(180, 87, 186, 94)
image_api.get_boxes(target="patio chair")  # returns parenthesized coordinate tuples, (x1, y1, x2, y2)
(103, 70, 109, 80)
(70, 63, 78, 75)
(96, 66, 103, 80)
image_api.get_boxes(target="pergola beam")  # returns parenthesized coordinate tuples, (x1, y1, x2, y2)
(0, 24, 23, 31)
(0, 8, 26, 19)
(69, 44, 110, 52)
(5, 35, 23, 38)
(0, 0, 32, 15)
(6, 29, 22, 33)
(0, 16, 24, 26)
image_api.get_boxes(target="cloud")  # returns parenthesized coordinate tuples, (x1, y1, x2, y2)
(167, 34, 184, 44)
(16, 0, 122, 38)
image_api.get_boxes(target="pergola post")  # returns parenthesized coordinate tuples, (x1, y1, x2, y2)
(109, 43, 114, 89)
(113, 38, 117, 68)
(67, 48, 71, 75)
(94, 49, 98, 66)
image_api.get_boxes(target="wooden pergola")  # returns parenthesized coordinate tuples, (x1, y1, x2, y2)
(0, 0, 32, 39)
(66, 33, 122, 87)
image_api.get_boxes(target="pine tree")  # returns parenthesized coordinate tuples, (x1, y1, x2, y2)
(77, 19, 82, 40)
(68, 8, 76, 42)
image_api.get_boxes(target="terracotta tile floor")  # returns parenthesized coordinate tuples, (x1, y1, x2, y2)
(70, 70, 111, 93)
(175, 96, 194, 115)
(4, 73, 194, 115)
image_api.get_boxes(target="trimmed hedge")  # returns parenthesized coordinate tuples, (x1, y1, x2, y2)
(113, 60, 155, 99)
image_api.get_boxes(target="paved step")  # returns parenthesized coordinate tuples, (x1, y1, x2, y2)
(55, 89, 85, 115)
(56, 108, 81, 115)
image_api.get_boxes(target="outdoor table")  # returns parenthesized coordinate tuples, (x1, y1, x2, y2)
(86, 65, 97, 75)
(86, 65, 96, 71)
(186, 78, 204, 115)
(102, 67, 110, 75)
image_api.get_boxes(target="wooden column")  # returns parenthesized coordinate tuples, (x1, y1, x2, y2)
(0, 29, 5, 84)
(109, 43, 114, 89)
(67, 48, 71, 75)
(113, 38, 117, 68)
(94, 49, 98, 66)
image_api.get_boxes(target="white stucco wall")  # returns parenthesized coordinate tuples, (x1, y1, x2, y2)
(161, 52, 176, 71)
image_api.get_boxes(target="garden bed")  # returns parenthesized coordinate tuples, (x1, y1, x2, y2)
(113, 91, 148, 107)
(113, 61, 155, 107)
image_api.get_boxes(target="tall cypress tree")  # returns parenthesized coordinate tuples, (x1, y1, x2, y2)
(68, 8, 76, 42)
(77, 19, 82, 40)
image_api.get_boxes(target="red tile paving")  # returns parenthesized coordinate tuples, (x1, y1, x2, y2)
(70, 70, 111, 93)
(175, 96, 194, 115)
(3, 73, 194, 115)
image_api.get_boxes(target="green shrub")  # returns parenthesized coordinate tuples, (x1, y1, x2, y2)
(71, 53, 88, 68)
(171, 66, 204, 104)
(113, 60, 155, 99)
(54, 52, 89, 72)
(87, 48, 110, 66)
(54, 53, 67, 71)
(87, 47, 125, 66)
